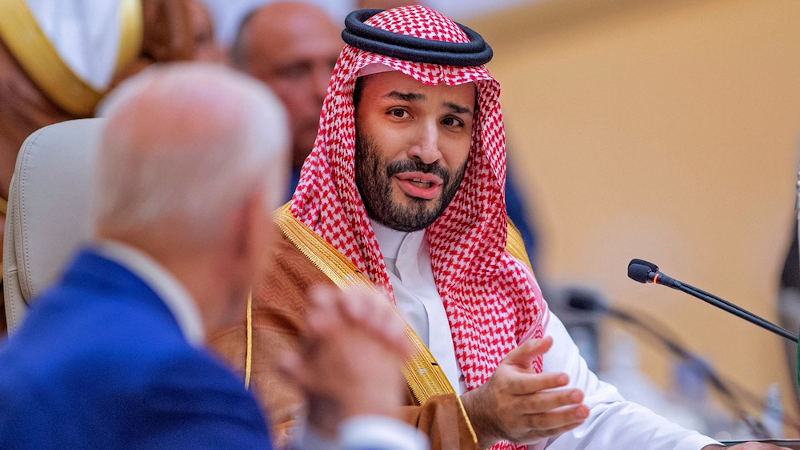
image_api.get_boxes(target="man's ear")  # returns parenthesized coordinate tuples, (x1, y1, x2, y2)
(231, 188, 269, 264)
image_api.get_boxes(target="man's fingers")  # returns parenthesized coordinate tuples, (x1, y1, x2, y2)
(335, 288, 370, 323)
(352, 290, 410, 357)
(515, 388, 584, 414)
(305, 285, 411, 362)
(503, 337, 554, 369)
(503, 404, 590, 444)
(308, 285, 337, 311)
(310, 285, 385, 330)
(337, 288, 387, 327)
(332, 287, 410, 357)
(524, 403, 589, 432)
(276, 351, 308, 388)
(307, 286, 341, 335)
(517, 409, 588, 442)
(504, 371, 570, 396)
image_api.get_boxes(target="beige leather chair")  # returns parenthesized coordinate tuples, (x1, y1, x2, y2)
(3, 119, 104, 333)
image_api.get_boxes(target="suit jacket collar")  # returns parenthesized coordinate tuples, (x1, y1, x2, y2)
(62, 245, 205, 346)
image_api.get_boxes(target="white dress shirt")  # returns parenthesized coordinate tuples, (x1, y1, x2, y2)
(371, 223, 720, 450)
(372, 220, 465, 394)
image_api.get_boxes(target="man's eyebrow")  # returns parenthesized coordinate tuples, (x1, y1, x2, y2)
(385, 91, 425, 102)
(384, 91, 473, 115)
(445, 102, 472, 115)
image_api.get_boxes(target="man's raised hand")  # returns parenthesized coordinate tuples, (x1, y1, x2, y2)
(460, 336, 589, 448)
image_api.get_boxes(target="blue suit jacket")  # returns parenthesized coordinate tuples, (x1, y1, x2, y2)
(0, 249, 272, 450)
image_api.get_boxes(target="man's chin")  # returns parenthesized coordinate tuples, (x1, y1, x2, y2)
(382, 200, 440, 228)
(394, 194, 440, 214)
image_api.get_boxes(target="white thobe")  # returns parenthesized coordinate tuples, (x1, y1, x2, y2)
(371, 221, 720, 450)
(372, 220, 466, 394)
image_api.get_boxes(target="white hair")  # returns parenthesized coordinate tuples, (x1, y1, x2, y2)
(94, 63, 288, 245)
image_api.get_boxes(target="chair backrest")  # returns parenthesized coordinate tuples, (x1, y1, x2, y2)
(3, 118, 104, 333)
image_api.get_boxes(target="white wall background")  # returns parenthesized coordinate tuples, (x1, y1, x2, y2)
(199, 0, 541, 46)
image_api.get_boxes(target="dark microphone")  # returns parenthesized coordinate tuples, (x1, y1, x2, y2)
(569, 293, 718, 368)
(627, 259, 799, 343)
(628, 260, 682, 289)
(567, 292, 771, 438)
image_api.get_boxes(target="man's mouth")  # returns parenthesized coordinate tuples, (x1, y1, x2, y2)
(395, 172, 443, 200)
(407, 178, 435, 188)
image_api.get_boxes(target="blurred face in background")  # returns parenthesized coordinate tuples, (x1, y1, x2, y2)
(188, 0, 224, 63)
(236, 3, 342, 168)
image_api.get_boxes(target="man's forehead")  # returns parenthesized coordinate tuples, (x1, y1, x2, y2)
(246, 7, 340, 63)
(360, 70, 476, 101)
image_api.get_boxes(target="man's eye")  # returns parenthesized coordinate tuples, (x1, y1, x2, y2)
(389, 109, 408, 118)
(442, 117, 464, 127)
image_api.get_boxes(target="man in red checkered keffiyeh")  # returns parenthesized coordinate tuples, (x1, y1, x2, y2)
(288, 6, 560, 449)
(213, 6, 735, 450)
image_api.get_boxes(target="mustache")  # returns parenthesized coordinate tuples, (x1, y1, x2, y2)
(386, 159, 449, 181)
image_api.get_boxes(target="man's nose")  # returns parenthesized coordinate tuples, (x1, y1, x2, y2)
(407, 122, 441, 164)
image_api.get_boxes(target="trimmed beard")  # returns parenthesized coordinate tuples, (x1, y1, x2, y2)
(354, 133, 467, 232)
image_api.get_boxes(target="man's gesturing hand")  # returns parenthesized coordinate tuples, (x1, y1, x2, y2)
(460, 336, 589, 448)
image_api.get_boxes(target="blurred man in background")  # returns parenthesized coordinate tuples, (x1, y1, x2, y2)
(0, 0, 217, 334)
(0, 63, 285, 449)
(0, 63, 425, 450)
(189, 0, 226, 63)
(230, 1, 342, 199)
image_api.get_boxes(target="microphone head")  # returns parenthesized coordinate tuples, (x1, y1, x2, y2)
(629, 258, 658, 272)
(628, 263, 654, 283)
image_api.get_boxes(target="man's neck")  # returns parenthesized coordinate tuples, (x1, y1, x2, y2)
(370, 220, 425, 261)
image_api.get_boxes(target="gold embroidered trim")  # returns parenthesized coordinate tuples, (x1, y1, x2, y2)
(257, 205, 537, 444)
(506, 220, 533, 271)
(271, 203, 477, 443)
(273, 204, 455, 397)
(115, 0, 143, 74)
(455, 394, 479, 444)
(245, 292, 253, 389)
(0, 0, 142, 116)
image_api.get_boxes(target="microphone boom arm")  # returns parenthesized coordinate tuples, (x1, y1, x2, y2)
(673, 279, 797, 343)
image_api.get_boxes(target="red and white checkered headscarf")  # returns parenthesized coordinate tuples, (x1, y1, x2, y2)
(291, 7, 548, 448)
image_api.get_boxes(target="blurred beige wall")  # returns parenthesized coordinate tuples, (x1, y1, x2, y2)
(470, 0, 800, 427)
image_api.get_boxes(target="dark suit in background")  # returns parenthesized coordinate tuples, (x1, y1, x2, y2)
(0, 248, 271, 450)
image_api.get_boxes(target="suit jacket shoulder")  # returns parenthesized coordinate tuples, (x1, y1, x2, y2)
(0, 249, 271, 450)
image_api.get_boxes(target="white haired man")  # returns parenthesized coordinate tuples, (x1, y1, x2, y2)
(0, 64, 425, 450)
(230, 1, 343, 199)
